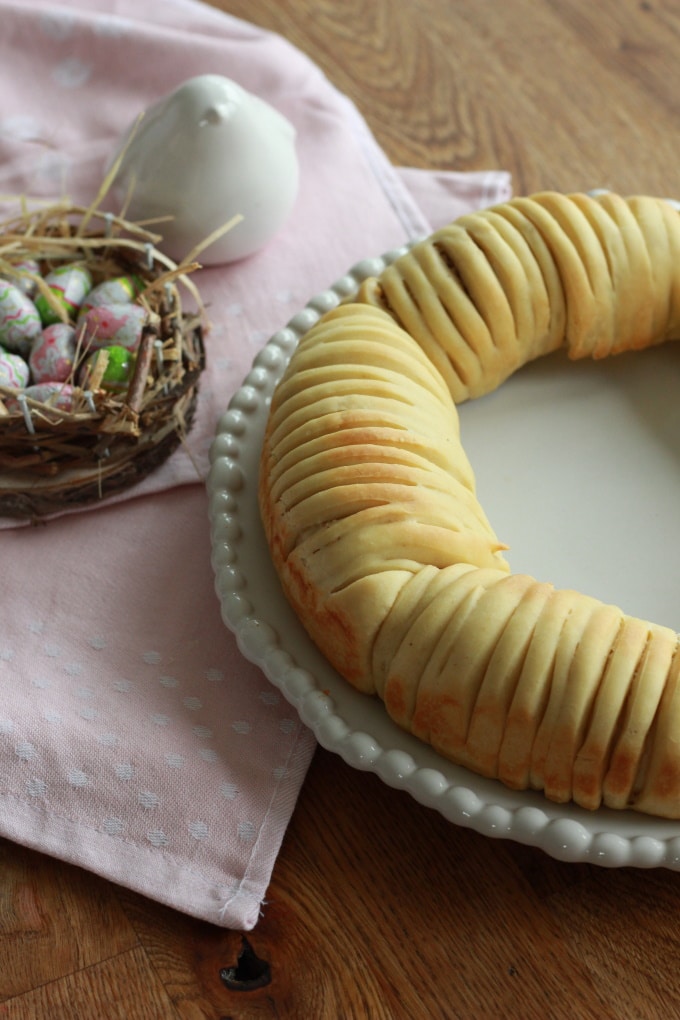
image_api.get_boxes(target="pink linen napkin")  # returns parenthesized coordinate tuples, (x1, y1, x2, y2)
(0, 0, 512, 928)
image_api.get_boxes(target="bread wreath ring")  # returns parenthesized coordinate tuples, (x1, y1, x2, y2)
(258, 191, 680, 819)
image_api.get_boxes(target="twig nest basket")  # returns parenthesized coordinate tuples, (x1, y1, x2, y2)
(0, 198, 206, 519)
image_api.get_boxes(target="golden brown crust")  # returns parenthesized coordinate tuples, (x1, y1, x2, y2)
(354, 191, 680, 402)
(259, 192, 680, 818)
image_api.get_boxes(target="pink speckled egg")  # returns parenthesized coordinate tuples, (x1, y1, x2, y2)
(29, 323, 77, 384)
(79, 302, 147, 352)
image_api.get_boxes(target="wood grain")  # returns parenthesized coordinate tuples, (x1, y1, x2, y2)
(216, 0, 680, 195)
(0, 947, 181, 1020)
(3, 1, 680, 1017)
(0, 840, 138, 1002)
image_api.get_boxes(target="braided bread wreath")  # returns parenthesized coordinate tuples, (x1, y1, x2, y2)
(258, 190, 680, 820)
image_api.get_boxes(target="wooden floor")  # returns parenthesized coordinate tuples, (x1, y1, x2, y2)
(0, 834, 243, 1018)
(6, 742, 680, 1018)
(4, 0, 680, 1017)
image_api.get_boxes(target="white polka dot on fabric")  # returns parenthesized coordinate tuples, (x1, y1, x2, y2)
(199, 748, 218, 764)
(43, 642, 60, 658)
(42, 711, 62, 724)
(193, 725, 212, 739)
(67, 769, 88, 788)
(113, 678, 133, 693)
(138, 791, 160, 809)
(237, 821, 257, 844)
(15, 742, 38, 761)
(97, 732, 119, 747)
(76, 687, 95, 700)
(51, 58, 92, 89)
(88, 636, 107, 650)
(28, 620, 44, 634)
(31, 676, 51, 690)
(276, 288, 295, 303)
(189, 821, 209, 841)
(114, 763, 135, 781)
(279, 719, 296, 735)
(64, 662, 83, 677)
(220, 782, 239, 800)
(0, 719, 15, 735)
(26, 778, 47, 798)
(78, 707, 99, 722)
(147, 830, 169, 848)
(150, 713, 171, 727)
(159, 675, 179, 689)
(273, 766, 288, 781)
(143, 651, 162, 665)
(102, 817, 125, 835)
(259, 690, 280, 706)
(165, 753, 185, 769)
(205, 667, 225, 683)
(1, 648, 14, 662)
(182, 697, 202, 712)
(249, 330, 268, 347)
(232, 721, 251, 735)
(226, 302, 243, 316)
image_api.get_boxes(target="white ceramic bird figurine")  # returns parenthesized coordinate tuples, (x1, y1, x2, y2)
(108, 74, 299, 264)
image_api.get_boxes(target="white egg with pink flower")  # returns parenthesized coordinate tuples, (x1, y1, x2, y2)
(29, 323, 77, 383)
(79, 303, 147, 352)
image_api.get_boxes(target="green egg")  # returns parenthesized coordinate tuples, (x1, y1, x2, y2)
(102, 344, 135, 386)
(81, 344, 136, 392)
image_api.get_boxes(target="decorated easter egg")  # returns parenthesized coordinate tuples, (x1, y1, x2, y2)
(11, 258, 41, 297)
(79, 303, 147, 352)
(0, 279, 42, 356)
(78, 275, 143, 318)
(35, 263, 93, 325)
(19, 382, 75, 411)
(0, 347, 30, 388)
(80, 344, 136, 392)
(29, 323, 77, 384)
